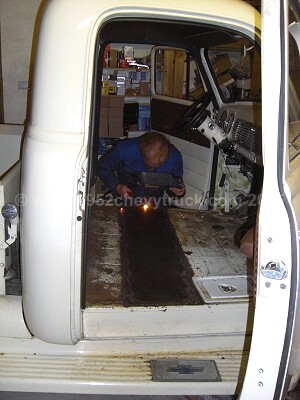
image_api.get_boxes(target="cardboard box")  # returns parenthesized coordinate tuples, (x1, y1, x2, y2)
(102, 81, 110, 96)
(109, 126, 124, 137)
(101, 96, 110, 108)
(109, 117, 123, 128)
(109, 96, 124, 108)
(138, 117, 151, 131)
(131, 71, 141, 83)
(218, 73, 234, 86)
(100, 107, 109, 118)
(109, 107, 123, 118)
(109, 49, 118, 68)
(213, 54, 232, 75)
(123, 45, 134, 60)
(139, 82, 149, 96)
(140, 70, 151, 82)
(108, 86, 117, 95)
(99, 117, 108, 136)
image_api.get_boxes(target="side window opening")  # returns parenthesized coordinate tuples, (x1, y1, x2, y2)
(207, 38, 261, 103)
(154, 49, 205, 100)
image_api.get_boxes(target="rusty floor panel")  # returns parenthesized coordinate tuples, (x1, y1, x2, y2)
(85, 206, 122, 307)
(119, 206, 202, 307)
(85, 205, 249, 308)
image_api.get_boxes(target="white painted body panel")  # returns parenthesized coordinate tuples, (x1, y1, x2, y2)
(0, 296, 31, 339)
(22, 130, 84, 344)
(83, 303, 253, 338)
(22, 0, 260, 345)
(2, 0, 300, 396)
(240, 0, 299, 398)
(0, 335, 246, 395)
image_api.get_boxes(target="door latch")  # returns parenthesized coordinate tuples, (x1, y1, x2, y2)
(260, 261, 287, 280)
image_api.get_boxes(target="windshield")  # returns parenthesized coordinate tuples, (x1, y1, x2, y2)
(208, 38, 261, 103)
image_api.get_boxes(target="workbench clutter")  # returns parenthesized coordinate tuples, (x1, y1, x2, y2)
(102, 44, 151, 96)
(99, 96, 125, 137)
(102, 68, 150, 97)
(102, 44, 150, 69)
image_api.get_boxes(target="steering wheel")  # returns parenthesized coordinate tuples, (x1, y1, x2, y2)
(173, 91, 213, 135)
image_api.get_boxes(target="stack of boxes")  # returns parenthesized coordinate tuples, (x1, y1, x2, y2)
(99, 96, 124, 137)
(102, 70, 132, 96)
(140, 70, 151, 96)
(100, 45, 151, 137)
(102, 69, 151, 97)
(130, 70, 150, 96)
(115, 70, 127, 96)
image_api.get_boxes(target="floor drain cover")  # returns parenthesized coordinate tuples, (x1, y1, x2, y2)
(150, 359, 222, 382)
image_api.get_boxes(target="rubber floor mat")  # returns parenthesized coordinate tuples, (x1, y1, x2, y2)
(119, 206, 203, 307)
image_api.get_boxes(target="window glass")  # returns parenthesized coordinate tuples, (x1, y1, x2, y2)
(155, 49, 205, 99)
(208, 38, 261, 102)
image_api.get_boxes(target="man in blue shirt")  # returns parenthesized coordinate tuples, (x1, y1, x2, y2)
(98, 131, 185, 200)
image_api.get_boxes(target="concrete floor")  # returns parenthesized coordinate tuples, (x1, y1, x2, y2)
(1, 386, 300, 399)
(0, 395, 236, 400)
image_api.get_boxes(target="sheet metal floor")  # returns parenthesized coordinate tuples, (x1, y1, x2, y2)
(85, 205, 252, 308)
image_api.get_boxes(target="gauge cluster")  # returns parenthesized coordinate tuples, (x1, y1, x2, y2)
(217, 110, 236, 136)
(215, 106, 262, 166)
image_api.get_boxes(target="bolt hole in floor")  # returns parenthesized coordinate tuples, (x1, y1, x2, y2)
(85, 204, 254, 308)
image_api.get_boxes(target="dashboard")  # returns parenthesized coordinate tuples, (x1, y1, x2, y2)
(215, 104, 262, 165)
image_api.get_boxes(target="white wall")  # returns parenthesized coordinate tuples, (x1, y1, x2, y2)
(0, 0, 43, 124)
(0, 3, 153, 125)
(0, 124, 23, 177)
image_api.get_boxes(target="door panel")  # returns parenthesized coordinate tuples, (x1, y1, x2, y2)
(151, 98, 210, 147)
(239, 1, 299, 398)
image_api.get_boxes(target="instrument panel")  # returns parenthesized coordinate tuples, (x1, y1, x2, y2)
(215, 104, 262, 165)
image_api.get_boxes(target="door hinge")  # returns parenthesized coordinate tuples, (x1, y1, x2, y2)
(77, 159, 88, 212)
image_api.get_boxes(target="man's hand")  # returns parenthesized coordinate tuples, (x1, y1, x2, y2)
(169, 182, 186, 197)
(115, 184, 134, 198)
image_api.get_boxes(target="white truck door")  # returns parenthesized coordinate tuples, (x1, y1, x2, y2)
(240, 0, 300, 398)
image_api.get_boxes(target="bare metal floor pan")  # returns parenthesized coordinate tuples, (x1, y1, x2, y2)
(86, 206, 253, 308)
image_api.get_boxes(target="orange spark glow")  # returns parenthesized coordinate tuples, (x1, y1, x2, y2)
(142, 204, 150, 212)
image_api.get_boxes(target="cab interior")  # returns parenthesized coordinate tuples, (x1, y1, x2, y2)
(84, 18, 263, 316)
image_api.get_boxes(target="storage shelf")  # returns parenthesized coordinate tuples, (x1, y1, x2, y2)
(124, 96, 150, 104)
(103, 67, 150, 71)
